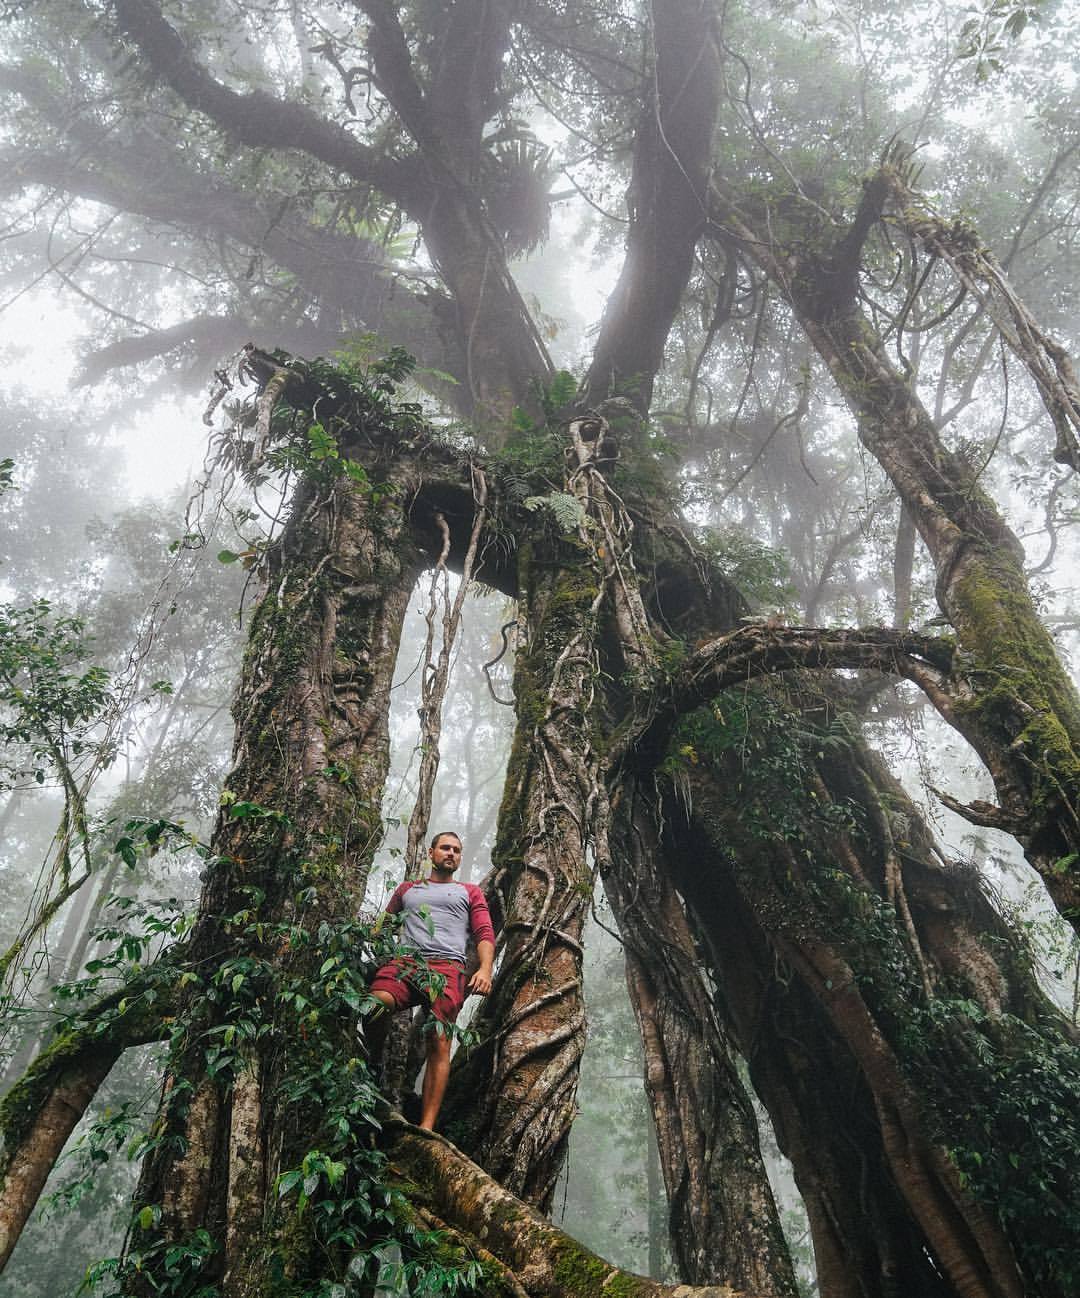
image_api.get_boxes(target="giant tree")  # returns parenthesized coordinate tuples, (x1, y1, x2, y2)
(2, 2, 1080, 1297)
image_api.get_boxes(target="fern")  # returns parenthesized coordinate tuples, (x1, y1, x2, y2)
(523, 492, 587, 533)
(492, 459, 532, 503)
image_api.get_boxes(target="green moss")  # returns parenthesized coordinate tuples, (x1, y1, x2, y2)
(0, 1027, 85, 1163)
(951, 558, 1080, 817)
(552, 1243, 648, 1296)
(552, 1246, 610, 1296)
(600, 1273, 647, 1298)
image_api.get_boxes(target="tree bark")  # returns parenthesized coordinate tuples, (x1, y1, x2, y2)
(582, 0, 719, 416)
(665, 692, 1075, 1298)
(115, 421, 425, 1293)
(0, 980, 170, 1272)
(711, 179, 1080, 927)
(383, 1117, 777, 1298)
(604, 776, 798, 1295)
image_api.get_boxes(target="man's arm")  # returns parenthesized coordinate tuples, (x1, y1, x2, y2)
(384, 880, 413, 915)
(465, 885, 495, 995)
(469, 940, 495, 995)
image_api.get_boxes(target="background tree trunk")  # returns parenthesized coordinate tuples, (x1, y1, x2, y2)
(604, 777, 798, 1295)
(664, 688, 1075, 1298)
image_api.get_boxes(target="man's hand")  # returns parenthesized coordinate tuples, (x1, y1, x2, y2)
(468, 940, 495, 995)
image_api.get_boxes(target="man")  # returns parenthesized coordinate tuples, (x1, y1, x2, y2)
(368, 831, 495, 1130)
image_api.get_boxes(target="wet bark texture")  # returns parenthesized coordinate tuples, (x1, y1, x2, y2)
(441, 543, 595, 1208)
(663, 686, 1075, 1298)
(384, 1117, 775, 1298)
(122, 442, 424, 1294)
(443, 422, 631, 1209)
(604, 778, 798, 1295)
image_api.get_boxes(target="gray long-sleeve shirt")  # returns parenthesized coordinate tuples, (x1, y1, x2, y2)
(385, 878, 495, 964)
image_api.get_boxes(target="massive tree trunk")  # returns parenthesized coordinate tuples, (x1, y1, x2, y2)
(5, 4, 1080, 1297)
(4, 356, 1080, 1298)
(0, 369, 793, 1297)
(603, 775, 798, 1295)
(117, 410, 423, 1293)
(441, 535, 597, 1207)
(663, 683, 1077, 1298)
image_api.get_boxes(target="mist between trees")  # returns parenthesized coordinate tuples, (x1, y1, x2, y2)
(1, 2, 1080, 1297)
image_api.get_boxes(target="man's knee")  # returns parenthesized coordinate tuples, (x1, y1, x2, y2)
(427, 1026, 453, 1057)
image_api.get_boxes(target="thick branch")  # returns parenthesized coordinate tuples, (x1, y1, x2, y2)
(357, 0, 438, 150)
(582, 0, 720, 414)
(75, 314, 255, 384)
(112, 0, 422, 204)
(426, 0, 515, 156)
(634, 623, 956, 756)
(0, 978, 173, 1272)
(384, 1120, 775, 1298)
(711, 178, 1080, 923)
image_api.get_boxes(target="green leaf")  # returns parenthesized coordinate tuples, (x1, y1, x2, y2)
(217, 550, 240, 564)
(547, 369, 578, 408)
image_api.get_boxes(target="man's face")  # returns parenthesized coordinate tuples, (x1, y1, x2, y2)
(430, 835, 463, 872)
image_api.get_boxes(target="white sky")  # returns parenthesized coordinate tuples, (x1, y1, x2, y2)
(2, 291, 222, 502)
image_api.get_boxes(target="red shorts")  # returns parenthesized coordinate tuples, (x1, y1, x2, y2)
(370, 957, 467, 1023)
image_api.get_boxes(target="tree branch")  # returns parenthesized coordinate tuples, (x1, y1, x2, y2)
(74, 314, 252, 384)
(635, 623, 957, 755)
(425, 0, 515, 155)
(112, 0, 422, 205)
(582, 0, 720, 414)
(0, 975, 175, 1273)
(384, 1118, 775, 1297)
(882, 161, 1080, 473)
(356, 0, 438, 150)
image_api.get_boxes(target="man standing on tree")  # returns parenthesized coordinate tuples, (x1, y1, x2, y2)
(367, 831, 495, 1130)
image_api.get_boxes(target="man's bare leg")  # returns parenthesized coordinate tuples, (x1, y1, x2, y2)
(418, 1029, 452, 1130)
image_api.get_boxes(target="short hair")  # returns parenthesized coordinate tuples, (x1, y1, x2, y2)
(429, 830, 462, 850)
